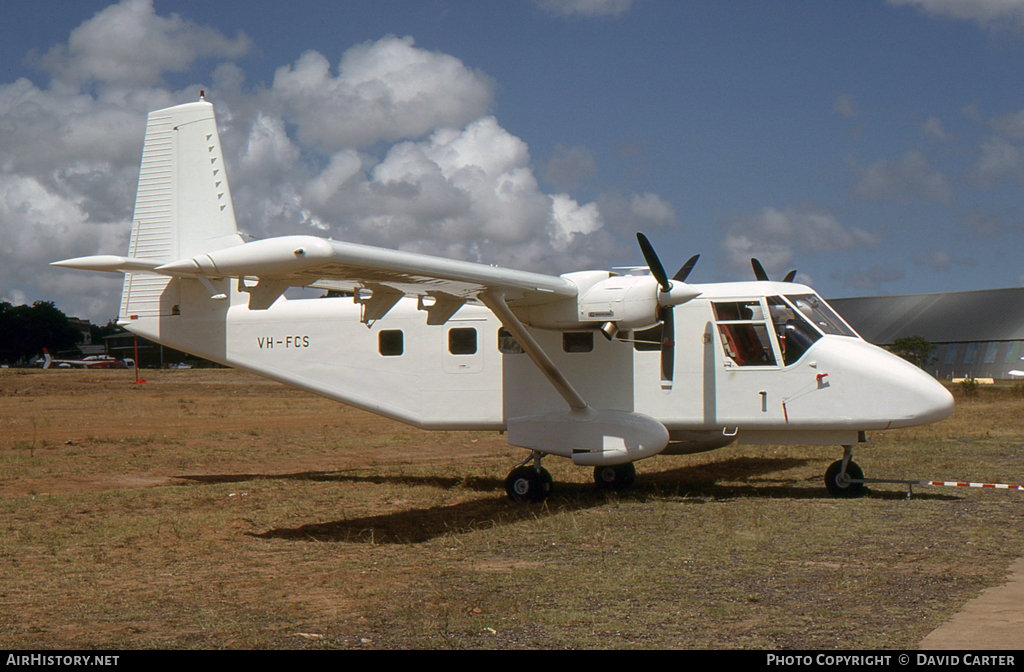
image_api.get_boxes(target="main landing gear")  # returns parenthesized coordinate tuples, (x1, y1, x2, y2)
(824, 445, 866, 498)
(593, 462, 636, 490)
(504, 452, 553, 503)
(504, 453, 641, 502)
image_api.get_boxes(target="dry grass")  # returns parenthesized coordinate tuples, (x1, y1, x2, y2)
(0, 369, 1022, 649)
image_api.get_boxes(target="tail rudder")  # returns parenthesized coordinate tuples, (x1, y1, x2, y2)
(121, 95, 243, 319)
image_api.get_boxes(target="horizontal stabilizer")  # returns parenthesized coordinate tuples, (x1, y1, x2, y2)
(51, 255, 162, 273)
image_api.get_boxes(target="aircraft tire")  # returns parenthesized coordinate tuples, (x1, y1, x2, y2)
(505, 466, 551, 503)
(824, 459, 866, 498)
(594, 462, 636, 490)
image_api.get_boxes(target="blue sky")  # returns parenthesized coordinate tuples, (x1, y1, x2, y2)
(3, 0, 1024, 321)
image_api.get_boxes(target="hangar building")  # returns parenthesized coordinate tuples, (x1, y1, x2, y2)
(829, 288, 1024, 381)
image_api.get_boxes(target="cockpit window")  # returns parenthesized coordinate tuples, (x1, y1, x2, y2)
(768, 297, 820, 365)
(784, 294, 858, 338)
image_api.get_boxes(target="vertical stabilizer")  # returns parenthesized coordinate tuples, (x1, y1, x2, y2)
(120, 99, 243, 318)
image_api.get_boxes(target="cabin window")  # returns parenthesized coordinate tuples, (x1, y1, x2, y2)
(783, 294, 857, 337)
(378, 329, 403, 356)
(448, 327, 478, 355)
(767, 297, 821, 366)
(712, 300, 778, 367)
(563, 332, 594, 353)
(498, 328, 525, 355)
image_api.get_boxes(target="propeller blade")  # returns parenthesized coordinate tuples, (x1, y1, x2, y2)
(673, 254, 700, 283)
(783, 269, 797, 283)
(751, 258, 770, 282)
(661, 307, 675, 388)
(636, 232, 671, 291)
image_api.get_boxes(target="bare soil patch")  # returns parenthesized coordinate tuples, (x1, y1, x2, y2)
(1, 368, 1022, 649)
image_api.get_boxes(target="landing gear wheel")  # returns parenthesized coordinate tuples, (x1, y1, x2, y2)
(505, 466, 552, 503)
(824, 459, 866, 498)
(594, 462, 636, 490)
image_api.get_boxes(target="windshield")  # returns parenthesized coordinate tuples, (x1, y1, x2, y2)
(768, 297, 820, 365)
(785, 294, 858, 338)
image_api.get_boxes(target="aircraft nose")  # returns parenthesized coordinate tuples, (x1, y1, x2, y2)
(830, 338, 954, 429)
(879, 352, 954, 428)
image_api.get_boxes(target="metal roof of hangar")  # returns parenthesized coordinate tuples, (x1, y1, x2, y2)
(828, 287, 1024, 345)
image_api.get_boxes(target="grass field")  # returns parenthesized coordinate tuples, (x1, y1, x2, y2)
(0, 368, 1022, 649)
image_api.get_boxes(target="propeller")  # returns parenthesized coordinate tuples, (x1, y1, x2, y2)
(751, 258, 797, 283)
(636, 234, 701, 389)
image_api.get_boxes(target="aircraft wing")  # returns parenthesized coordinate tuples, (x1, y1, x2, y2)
(57, 235, 578, 311)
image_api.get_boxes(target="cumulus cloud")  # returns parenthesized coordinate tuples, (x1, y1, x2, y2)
(922, 117, 953, 142)
(853, 150, 952, 203)
(268, 37, 495, 150)
(967, 135, 1024, 187)
(34, 0, 251, 87)
(990, 109, 1024, 139)
(720, 205, 879, 280)
(2, 1, 649, 320)
(532, 0, 636, 17)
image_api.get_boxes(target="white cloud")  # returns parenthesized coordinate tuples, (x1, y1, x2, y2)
(853, 150, 952, 203)
(35, 0, 251, 86)
(532, 0, 636, 17)
(968, 136, 1024, 187)
(268, 37, 495, 150)
(922, 117, 953, 142)
(886, 0, 1024, 28)
(990, 109, 1024, 139)
(0, 4, 670, 322)
(721, 205, 878, 279)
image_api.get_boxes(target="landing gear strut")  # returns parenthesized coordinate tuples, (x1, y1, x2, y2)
(505, 451, 552, 503)
(594, 462, 636, 490)
(824, 445, 866, 498)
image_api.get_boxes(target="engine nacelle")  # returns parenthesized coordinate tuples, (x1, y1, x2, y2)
(577, 273, 662, 332)
(513, 271, 662, 332)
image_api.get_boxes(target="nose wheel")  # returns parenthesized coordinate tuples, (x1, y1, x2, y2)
(824, 446, 866, 497)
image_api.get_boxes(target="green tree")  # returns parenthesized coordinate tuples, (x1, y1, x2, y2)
(0, 301, 83, 364)
(889, 335, 936, 369)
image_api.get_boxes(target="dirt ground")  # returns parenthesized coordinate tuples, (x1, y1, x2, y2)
(2, 367, 1023, 649)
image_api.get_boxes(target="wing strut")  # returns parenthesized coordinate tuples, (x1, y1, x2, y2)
(479, 290, 590, 414)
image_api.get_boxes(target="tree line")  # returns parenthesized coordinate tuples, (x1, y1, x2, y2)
(0, 301, 121, 366)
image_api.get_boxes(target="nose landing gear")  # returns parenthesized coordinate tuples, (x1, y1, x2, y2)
(824, 445, 866, 497)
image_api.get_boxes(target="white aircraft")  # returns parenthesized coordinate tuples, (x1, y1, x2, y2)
(53, 98, 954, 502)
(40, 349, 128, 370)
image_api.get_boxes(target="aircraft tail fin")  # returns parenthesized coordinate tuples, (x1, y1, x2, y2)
(120, 97, 244, 319)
